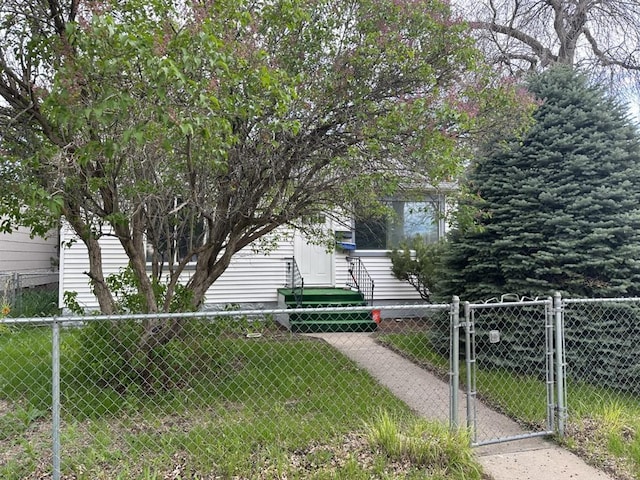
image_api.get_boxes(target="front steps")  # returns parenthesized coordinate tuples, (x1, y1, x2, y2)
(277, 287, 377, 333)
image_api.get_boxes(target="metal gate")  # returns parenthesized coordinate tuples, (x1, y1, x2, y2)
(462, 298, 558, 446)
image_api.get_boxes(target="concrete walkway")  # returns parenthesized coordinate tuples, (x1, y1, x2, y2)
(310, 332, 613, 480)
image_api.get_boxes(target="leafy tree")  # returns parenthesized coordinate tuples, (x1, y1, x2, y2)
(441, 66, 640, 302)
(0, 0, 529, 364)
(0, 0, 454, 308)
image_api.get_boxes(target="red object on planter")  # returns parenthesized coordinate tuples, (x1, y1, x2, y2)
(372, 309, 381, 324)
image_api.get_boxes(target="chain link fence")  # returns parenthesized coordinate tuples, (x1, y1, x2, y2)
(563, 298, 640, 397)
(1, 305, 456, 479)
(2, 297, 640, 478)
(562, 298, 640, 445)
(0, 272, 58, 312)
(462, 299, 556, 446)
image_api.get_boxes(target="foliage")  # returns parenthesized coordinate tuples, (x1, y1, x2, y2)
(0, 0, 530, 320)
(0, 283, 58, 323)
(69, 267, 202, 391)
(6, 289, 59, 318)
(106, 267, 194, 314)
(389, 239, 447, 302)
(367, 410, 481, 479)
(63, 291, 84, 316)
(564, 303, 640, 396)
(69, 319, 145, 393)
(440, 67, 640, 302)
(0, 297, 9, 335)
(436, 68, 640, 397)
(0, 276, 11, 322)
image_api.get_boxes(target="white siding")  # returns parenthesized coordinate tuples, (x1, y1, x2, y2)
(59, 224, 421, 311)
(59, 227, 130, 310)
(335, 254, 423, 303)
(203, 243, 294, 305)
(0, 226, 58, 273)
(59, 225, 297, 310)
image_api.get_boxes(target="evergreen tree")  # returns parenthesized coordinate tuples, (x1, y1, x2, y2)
(442, 67, 640, 302)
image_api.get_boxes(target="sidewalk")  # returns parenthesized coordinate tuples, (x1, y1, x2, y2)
(310, 332, 613, 480)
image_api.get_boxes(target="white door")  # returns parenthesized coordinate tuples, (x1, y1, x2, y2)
(294, 215, 334, 286)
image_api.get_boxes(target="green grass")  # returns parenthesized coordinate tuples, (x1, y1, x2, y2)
(562, 384, 640, 478)
(7, 288, 60, 318)
(378, 333, 547, 425)
(380, 333, 450, 372)
(0, 326, 52, 438)
(367, 410, 481, 480)
(380, 332, 640, 479)
(0, 326, 485, 479)
(0, 325, 52, 478)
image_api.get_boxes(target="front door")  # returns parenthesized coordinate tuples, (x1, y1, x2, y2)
(294, 215, 334, 286)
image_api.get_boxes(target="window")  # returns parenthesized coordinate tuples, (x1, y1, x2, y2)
(145, 201, 207, 265)
(355, 198, 442, 250)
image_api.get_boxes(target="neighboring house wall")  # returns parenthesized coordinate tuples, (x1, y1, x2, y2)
(59, 223, 424, 311)
(0, 226, 58, 273)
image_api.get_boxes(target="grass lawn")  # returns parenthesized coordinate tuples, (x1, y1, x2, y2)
(0, 324, 484, 479)
(378, 332, 640, 480)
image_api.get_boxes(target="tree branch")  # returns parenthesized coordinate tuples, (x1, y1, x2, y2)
(582, 26, 640, 71)
(468, 20, 558, 66)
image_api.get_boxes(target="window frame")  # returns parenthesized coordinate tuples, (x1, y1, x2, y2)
(144, 200, 208, 267)
(353, 194, 445, 255)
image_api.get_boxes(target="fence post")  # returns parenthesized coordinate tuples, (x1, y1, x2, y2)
(12, 272, 19, 306)
(464, 301, 474, 439)
(52, 318, 61, 480)
(449, 296, 460, 429)
(553, 291, 566, 439)
(545, 297, 556, 434)
(15, 272, 22, 313)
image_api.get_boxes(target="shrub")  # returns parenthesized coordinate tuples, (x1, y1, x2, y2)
(389, 239, 447, 302)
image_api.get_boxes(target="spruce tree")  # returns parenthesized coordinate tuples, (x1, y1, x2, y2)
(437, 67, 640, 392)
(442, 67, 640, 302)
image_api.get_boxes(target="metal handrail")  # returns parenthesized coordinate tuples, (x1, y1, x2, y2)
(284, 257, 304, 307)
(346, 256, 374, 305)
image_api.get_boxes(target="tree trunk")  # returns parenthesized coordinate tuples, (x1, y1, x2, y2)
(85, 236, 117, 315)
(63, 203, 117, 315)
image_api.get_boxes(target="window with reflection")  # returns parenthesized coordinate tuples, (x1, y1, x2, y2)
(355, 198, 442, 250)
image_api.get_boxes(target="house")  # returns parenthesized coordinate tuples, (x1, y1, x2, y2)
(58, 194, 446, 315)
(0, 225, 59, 293)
